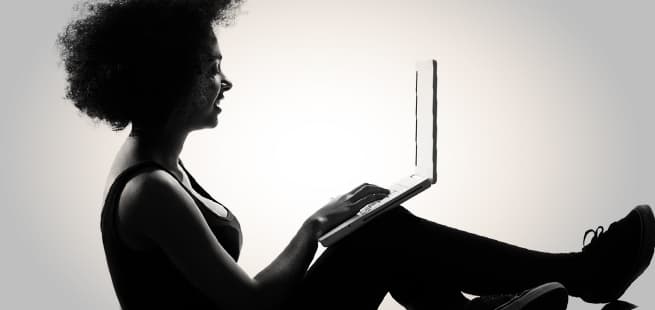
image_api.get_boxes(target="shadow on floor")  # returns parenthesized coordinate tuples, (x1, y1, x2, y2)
(601, 301, 637, 310)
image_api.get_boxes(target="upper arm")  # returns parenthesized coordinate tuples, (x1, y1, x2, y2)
(118, 171, 263, 309)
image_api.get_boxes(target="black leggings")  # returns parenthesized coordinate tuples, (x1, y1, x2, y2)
(284, 207, 580, 310)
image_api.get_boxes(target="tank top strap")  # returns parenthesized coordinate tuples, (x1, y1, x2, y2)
(178, 159, 230, 211)
(109, 160, 192, 203)
(103, 160, 233, 223)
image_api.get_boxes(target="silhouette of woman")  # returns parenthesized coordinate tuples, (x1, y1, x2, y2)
(57, 1, 654, 309)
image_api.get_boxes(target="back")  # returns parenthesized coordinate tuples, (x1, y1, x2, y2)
(100, 161, 242, 309)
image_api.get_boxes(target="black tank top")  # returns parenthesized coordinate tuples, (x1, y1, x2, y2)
(100, 160, 242, 309)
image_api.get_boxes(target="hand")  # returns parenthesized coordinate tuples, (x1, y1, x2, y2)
(306, 183, 390, 238)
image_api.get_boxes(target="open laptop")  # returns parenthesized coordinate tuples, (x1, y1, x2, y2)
(318, 60, 438, 247)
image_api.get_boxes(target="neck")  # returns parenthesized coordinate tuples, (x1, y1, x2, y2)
(127, 126, 189, 175)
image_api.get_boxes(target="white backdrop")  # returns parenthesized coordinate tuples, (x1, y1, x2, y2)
(1, 0, 653, 309)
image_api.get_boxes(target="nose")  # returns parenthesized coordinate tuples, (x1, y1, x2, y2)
(221, 77, 232, 92)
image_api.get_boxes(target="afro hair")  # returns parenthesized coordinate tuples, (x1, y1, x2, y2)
(57, 0, 243, 130)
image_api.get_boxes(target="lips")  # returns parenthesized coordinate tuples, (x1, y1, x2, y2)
(214, 93, 224, 108)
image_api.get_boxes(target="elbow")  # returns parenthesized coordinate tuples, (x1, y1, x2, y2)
(248, 280, 289, 310)
(222, 281, 283, 310)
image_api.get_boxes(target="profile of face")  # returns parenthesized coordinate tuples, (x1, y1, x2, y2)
(184, 31, 233, 130)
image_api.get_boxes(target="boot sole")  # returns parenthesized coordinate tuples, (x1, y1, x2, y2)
(625, 205, 655, 295)
(497, 282, 568, 310)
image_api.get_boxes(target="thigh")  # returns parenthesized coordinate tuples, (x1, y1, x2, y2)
(284, 207, 417, 310)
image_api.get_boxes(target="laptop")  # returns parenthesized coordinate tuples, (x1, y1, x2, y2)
(318, 59, 438, 247)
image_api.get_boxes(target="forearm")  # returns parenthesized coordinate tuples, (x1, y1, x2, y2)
(253, 218, 320, 308)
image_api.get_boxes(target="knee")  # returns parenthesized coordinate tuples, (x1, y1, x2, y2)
(347, 206, 419, 243)
(367, 206, 418, 231)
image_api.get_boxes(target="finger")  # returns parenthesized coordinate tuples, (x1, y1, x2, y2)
(371, 185, 390, 195)
(348, 183, 370, 195)
(344, 183, 368, 201)
(350, 184, 390, 201)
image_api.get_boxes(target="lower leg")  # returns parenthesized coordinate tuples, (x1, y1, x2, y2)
(348, 207, 572, 309)
(382, 207, 581, 296)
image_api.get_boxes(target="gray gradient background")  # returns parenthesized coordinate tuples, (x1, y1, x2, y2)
(1, 0, 653, 309)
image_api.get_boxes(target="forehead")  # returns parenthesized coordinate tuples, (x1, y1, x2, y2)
(203, 32, 222, 60)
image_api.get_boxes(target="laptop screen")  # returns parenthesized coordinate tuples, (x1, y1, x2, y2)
(415, 60, 437, 184)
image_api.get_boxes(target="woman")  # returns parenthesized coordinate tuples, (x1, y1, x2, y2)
(57, 1, 654, 309)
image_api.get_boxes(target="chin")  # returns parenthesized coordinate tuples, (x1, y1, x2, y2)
(209, 116, 221, 127)
(205, 119, 219, 129)
(191, 119, 219, 132)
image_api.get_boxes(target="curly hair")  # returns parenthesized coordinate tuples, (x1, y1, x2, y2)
(57, 0, 243, 130)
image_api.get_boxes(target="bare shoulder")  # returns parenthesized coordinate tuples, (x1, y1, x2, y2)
(121, 169, 181, 204)
(117, 169, 201, 250)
